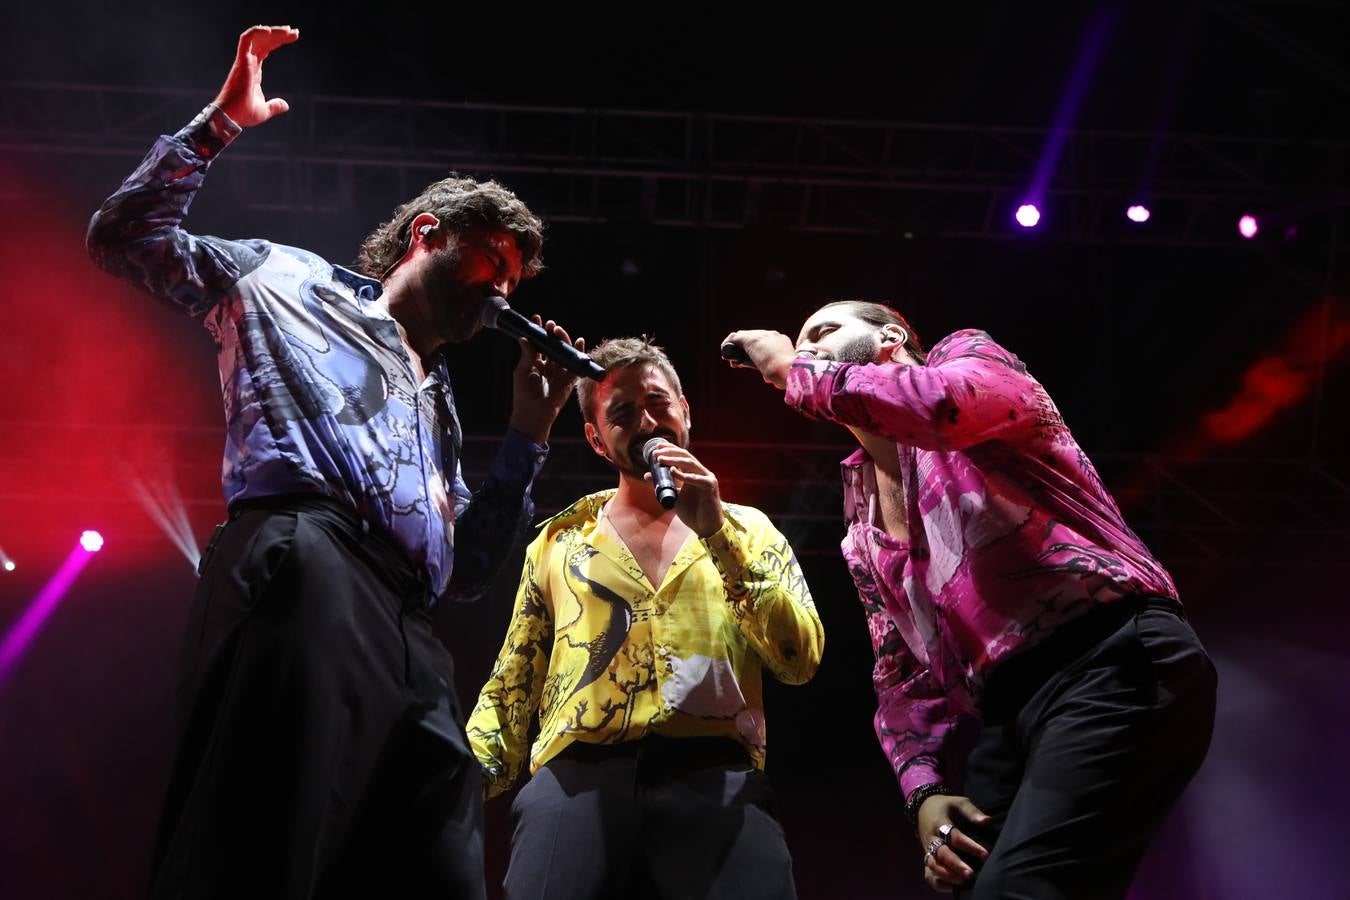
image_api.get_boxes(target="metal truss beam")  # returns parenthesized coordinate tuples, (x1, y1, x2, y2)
(3, 81, 1348, 247)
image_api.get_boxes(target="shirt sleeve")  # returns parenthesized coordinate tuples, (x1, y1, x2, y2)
(444, 428, 548, 602)
(783, 331, 1043, 452)
(866, 604, 961, 803)
(702, 507, 824, 685)
(85, 104, 270, 318)
(466, 532, 554, 799)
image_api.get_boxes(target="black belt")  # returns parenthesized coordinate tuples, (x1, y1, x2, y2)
(555, 734, 751, 773)
(978, 595, 1184, 725)
(225, 493, 433, 607)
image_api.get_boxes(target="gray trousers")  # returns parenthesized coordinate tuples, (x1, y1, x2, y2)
(504, 737, 797, 900)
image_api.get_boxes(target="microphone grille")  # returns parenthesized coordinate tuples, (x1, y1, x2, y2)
(479, 295, 511, 329)
(641, 437, 668, 463)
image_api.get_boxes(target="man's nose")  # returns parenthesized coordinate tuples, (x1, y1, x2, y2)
(491, 276, 513, 298)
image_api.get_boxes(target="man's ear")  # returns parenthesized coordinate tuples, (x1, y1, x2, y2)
(879, 323, 908, 361)
(409, 212, 441, 249)
(584, 422, 608, 459)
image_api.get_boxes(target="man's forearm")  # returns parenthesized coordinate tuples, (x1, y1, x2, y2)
(85, 106, 262, 316)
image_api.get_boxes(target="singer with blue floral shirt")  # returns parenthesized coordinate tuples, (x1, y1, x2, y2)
(86, 26, 584, 900)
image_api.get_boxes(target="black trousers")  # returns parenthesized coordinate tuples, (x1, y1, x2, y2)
(504, 737, 797, 900)
(150, 496, 485, 900)
(957, 598, 1217, 900)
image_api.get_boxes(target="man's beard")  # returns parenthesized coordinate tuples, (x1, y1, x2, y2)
(825, 334, 881, 366)
(419, 246, 481, 344)
(612, 427, 686, 478)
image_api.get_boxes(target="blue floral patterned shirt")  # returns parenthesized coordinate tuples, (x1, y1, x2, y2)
(87, 105, 546, 602)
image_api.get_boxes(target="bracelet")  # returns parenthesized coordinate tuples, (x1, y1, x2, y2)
(905, 782, 953, 824)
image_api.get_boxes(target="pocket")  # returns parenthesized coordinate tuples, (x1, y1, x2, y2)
(1132, 609, 1217, 709)
(241, 510, 302, 611)
(176, 512, 294, 694)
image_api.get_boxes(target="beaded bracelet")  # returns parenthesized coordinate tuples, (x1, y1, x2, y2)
(905, 782, 954, 824)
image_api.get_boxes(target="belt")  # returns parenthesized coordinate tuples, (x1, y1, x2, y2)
(555, 734, 751, 773)
(978, 595, 1184, 725)
(223, 493, 434, 608)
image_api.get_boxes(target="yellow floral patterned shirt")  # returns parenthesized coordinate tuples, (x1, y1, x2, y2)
(467, 489, 824, 797)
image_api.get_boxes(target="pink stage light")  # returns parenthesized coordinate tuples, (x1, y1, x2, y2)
(0, 536, 98, 684)
(79, 530, 104, 553)
(1238, 215, 1259, 239)
(1015, 204, 1041, 228)
(1126, 204, 1151, 223)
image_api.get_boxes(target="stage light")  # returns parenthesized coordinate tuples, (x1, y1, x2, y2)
(1238, 215, 1259, 239)
(1126, 204, 1151, 223)
(3, 561, 14, 572)
(124, 464, 200, 570)
(1015, 204, 1041, 228)
(0, 534, 99, 684)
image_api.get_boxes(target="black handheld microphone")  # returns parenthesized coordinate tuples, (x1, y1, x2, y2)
(720, 341, 752, 366)
(641, 438, 679, 509)
(481, 296, 606, 381)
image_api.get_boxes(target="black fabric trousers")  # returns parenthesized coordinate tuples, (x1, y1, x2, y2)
(956, 598, 1218, 900)
(149, 496, 485, 900)
(503, 737, 797, 900)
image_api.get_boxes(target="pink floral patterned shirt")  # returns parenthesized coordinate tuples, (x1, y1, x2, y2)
(784, 329, 1177, 803)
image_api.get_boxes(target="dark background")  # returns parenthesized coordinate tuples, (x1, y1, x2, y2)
(2, 2, 1348, 897)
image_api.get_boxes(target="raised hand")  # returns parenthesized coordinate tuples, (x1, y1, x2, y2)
(212, 25, 300, 128)
(509, 317, 583, 445)
(720, 329, 797, 389)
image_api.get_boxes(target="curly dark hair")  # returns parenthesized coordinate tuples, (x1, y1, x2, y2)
(818, 300, 928, 364)
(357, 174, 545, 279)
(576, 336, 684, 426)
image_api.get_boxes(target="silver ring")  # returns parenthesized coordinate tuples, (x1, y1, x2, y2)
(927, 837, 945, 856)
(938, 822, 955, 840)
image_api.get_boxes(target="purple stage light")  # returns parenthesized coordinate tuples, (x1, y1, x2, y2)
(1238, 215, 1259, 239)
(1015, 204, 1041, 228)
(0, 539, 97, 684)
(1126, 204, 1151, 223)
(79, 530, 104, 553)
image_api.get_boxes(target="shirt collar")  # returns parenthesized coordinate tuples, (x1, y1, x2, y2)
(840, 447, 875, 527)
(331, 264, 384, 303)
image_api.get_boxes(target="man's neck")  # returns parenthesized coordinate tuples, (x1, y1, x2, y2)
(377, 277, 441, 372)
(847, 348, 913, 475)
(849, 426, 902, 476)
(610, 473, 678, 524)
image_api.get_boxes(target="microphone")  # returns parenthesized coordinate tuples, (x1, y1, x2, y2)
(641, 438, 678, 509)
(480, 296, 606, 381)
(720, 340, 752, 366)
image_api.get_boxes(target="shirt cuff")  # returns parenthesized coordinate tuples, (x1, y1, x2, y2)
(501, 427, 549, 482)
(702, 515, 753, 598)
(899, 761, 947, 803)
(175, 104, 243, 161)
(783, 356, 844, 420)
